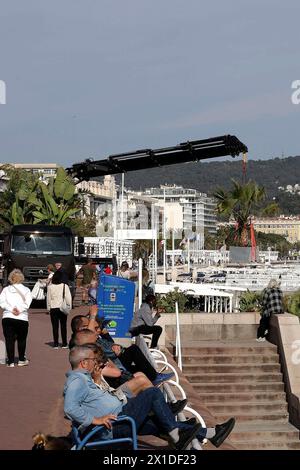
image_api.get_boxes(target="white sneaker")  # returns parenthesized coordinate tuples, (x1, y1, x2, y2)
(18, 359, 29, 366)
(256, 337, 266, 342)
(7, 363, 15, 367)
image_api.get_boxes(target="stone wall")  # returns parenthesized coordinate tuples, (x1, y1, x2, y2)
(156, 312, 260, 345)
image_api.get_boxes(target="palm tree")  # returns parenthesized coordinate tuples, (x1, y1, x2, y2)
(214, 180, 265, 246)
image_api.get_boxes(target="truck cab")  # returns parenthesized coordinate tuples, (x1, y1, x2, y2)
(1, 225, 75, 292)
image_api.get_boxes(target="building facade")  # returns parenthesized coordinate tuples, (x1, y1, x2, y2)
(253, 217, 300, 243)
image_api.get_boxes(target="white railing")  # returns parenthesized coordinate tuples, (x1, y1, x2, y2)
(135, 334, 206, 449)
(155, 283, 234, 313)
(175, 302, 182, 371)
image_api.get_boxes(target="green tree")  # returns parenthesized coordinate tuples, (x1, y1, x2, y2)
(133, 239, 153, 260)
(71, 215, 97, 236)
(0, 165, 40, 228)
(255, 231, 292, 257)
(214, 180, 265, 246)
(0, 165, 86, 229)
(261, 202, 280, 217)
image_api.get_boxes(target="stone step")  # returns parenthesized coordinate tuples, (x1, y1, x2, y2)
(197, 391, 286, 403)
(231, 441, 300, 450)
(204, 401, 288, 415)
(183, 363, 281, 374)
(182, 354, 279, 365)
(181, 345, 277, 355)
(213, 412, 289, 424)
(186, 372, 283, 383)
(193, 381, 285, 393)
(230, 423, 300, 442)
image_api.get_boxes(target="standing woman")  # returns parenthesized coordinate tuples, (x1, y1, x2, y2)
(0, 269, 32, 367)
(47, 271, 72, 349)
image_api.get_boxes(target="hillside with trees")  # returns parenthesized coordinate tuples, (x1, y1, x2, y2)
(115, 155, 300, 214)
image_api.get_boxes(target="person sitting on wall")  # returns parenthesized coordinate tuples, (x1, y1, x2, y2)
(256, 278, 284, 342)
(129, 294, 162, 349)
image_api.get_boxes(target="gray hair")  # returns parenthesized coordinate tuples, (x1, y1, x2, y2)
(69, 345, 94, 369)
(268, 278, 281, 289)
(8, 268, 25, 285)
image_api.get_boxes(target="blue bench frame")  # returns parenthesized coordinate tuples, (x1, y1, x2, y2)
(72, 415, 138, 450)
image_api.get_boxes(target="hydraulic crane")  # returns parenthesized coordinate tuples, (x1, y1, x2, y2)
(67, 134, 248, 181)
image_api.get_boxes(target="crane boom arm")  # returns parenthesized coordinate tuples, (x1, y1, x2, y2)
(67, 134, 248, 181)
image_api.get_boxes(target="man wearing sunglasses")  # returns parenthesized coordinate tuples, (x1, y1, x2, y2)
(64, 345, 235, 449)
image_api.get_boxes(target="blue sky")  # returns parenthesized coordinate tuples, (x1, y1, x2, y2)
(0, 0, 300, 166)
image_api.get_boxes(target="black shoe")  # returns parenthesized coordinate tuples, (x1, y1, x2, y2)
(158, 418, 198, 442)
(168, 399, 188, 415)
(184, 417, 197, 426)
(174, 423, 202, 450)
(209, 417, 235, 448)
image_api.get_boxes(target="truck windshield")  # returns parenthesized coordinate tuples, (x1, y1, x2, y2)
(11, 234, 72, 255)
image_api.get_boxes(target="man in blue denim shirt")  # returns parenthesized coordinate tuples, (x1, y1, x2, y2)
(64, 345, 235, 449)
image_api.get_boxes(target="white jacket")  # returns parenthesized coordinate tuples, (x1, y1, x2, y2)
(47, 283, 72, 311)
(0, 284, 32, 322)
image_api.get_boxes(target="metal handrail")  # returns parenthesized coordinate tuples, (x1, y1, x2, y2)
(175, 301, 182, 371)
(149, 348, 168, 362)
(154, 361, 179, 384)
(135, 335, 206, 450)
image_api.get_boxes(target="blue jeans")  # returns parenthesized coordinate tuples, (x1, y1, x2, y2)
(114, 387, 207, 441)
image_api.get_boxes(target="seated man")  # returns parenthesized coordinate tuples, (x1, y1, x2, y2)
(86, 342, 187, 416)
(129, 294, 162, 349)
(64, 345, 236, 449)
(95, 320, 172, 385)
(77, 306, 173, 385)
(71, 329, 172, 391)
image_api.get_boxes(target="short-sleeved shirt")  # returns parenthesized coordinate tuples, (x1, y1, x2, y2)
(80, 265, 96, 286)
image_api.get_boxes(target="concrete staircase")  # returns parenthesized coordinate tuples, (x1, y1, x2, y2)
(182, 341, 300, 450)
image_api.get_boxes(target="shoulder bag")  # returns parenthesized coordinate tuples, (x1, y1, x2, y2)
(60, 284, 72, 315)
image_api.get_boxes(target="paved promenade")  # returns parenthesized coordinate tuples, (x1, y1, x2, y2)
(0, 306, 234, 451)
(0, 306, 88, 450)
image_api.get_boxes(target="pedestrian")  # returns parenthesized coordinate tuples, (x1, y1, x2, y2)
(88, 271, 98, 305)
(119, 261, 137, 280)
(54, 262, 69, 285)
(47, 271, 72, 349)
(129, 294, 162, 349)
(103, 264, 112, 275)
(0, 269, 32, 367)
(256, 279, 284, 342)
(77, 259, 96, 305)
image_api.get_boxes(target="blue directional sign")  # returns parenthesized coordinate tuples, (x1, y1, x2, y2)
(97, 274, 135, 338)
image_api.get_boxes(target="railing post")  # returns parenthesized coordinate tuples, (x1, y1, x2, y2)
(138, 258, 143, 308)
(175, 301, 182, 371)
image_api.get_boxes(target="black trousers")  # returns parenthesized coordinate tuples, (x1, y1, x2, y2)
(257, 315, 271, 339)
(2, 318, 28, 364)
(118, 344, 157, 381)
(50, 308, 67, 346)
(130, 325, 162, 348)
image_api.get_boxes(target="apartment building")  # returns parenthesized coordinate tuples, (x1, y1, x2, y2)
(253, 217, 300, 243)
